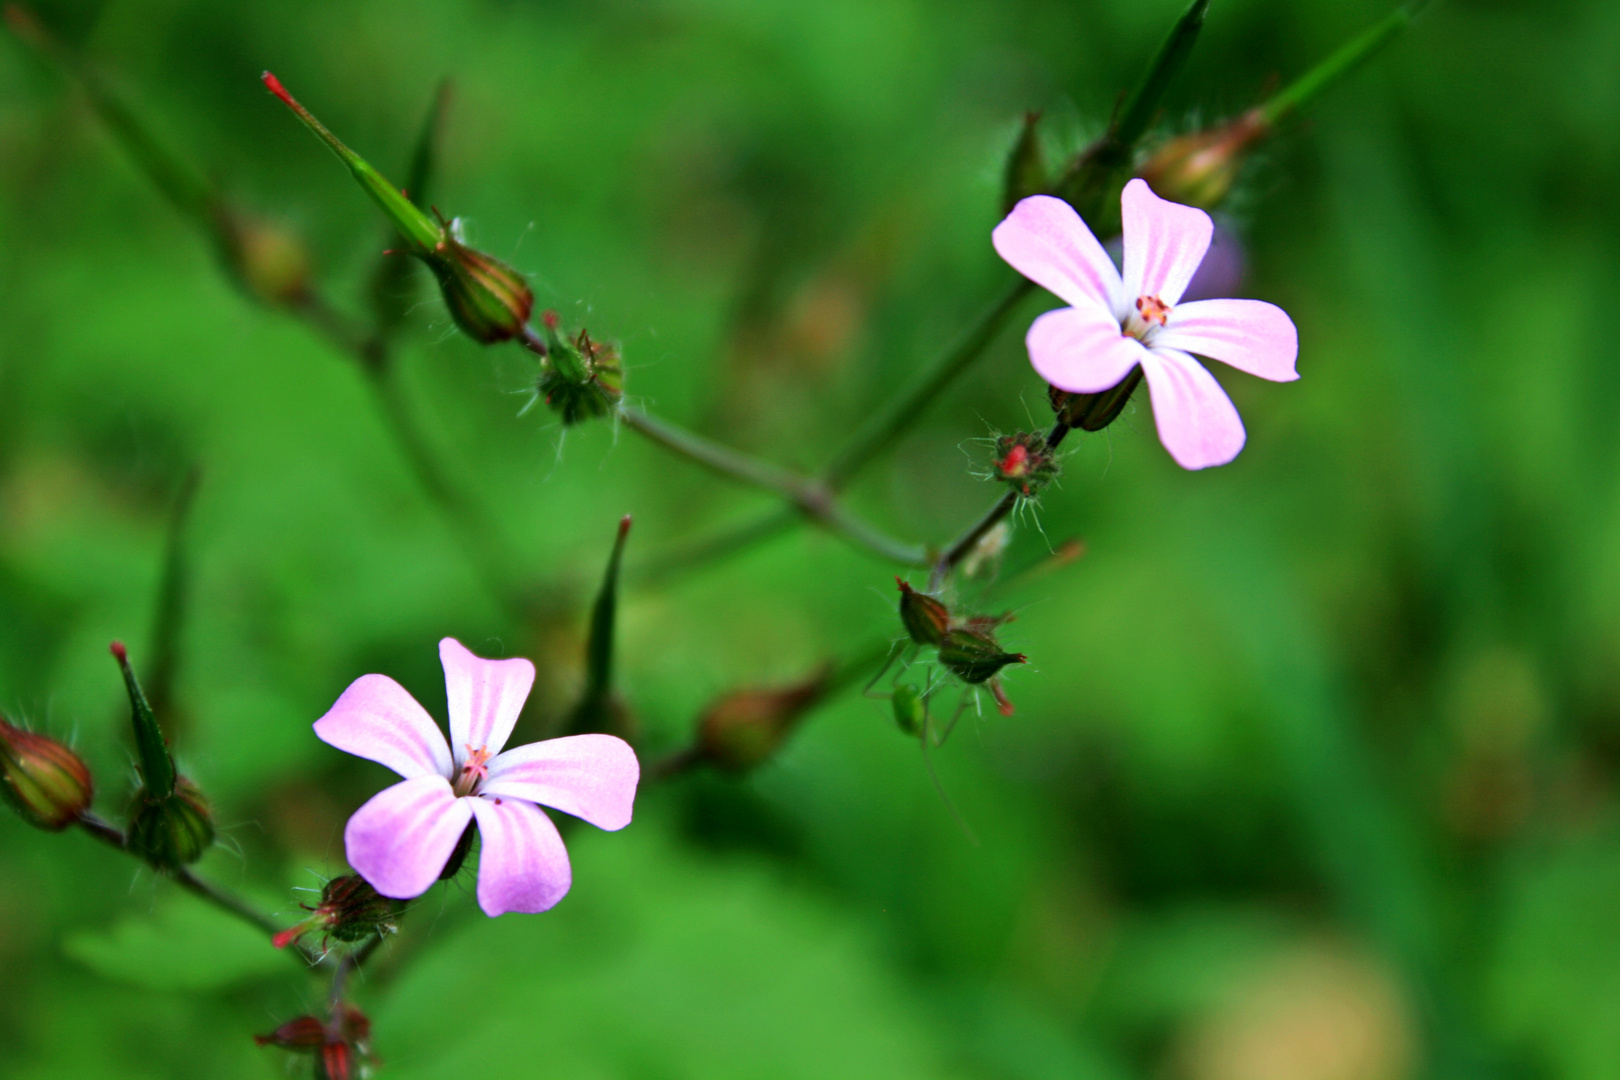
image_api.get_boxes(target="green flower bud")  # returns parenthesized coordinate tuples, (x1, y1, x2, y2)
(536, 313, 624, 425)
(992, 432, 1061, 500)
(938, 627, 1026, 685)
(425, 216, 535, 344)
(896, 579, 950, 646)
(127, 776, 214, 871)
(697, 667, 833, 774)
(1002, 111, 1048, 215)
(891, 683, 927, 737)
(0, 717, 92, 830)
(274, 873, 398, 950)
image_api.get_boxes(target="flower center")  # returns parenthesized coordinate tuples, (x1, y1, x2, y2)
(452, 744, 492, 797)
(1124, 294, 1172, 342)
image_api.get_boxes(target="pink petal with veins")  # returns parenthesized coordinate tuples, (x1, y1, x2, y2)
(1156, 298, 1299, 382)
(314, 674, 453, 780)
(1121, 178, 1213, 307)
(1139, 349, 1247, 470)
(468, 796, 572, 916)
(483, 734, 640, 831)
(440, 638, 534, 766)
(992, 195, 1122, 316)
(1027, 306, 1148, 394)
(344, 775, 472, 899)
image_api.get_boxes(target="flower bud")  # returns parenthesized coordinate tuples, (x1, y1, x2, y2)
(891, 683, 927, 737)
(425, 216, 534, 344)
(536, 313, 625, 425)
(212, 206, 313, 307)
(992, 432, 1060, 499)
(1049, 369, 1143, 433)
(255, 1016, 326, 1050)
(896, 579, 950, 646)
(1137, 109, 1268, 210)
(0, 717, 92, 830)
(697, 666, 833, 774)
(1002, 111, 1047, 215)
(938, 627, 1026, 685)
(126, 776, 214, 871)
(274, 873, 398, 950)
(256, 1005, 370, 1080)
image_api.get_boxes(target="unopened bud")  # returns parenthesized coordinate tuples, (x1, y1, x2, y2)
(697, 666, 833, 774)
(896, 579, 950, 646)
(256, 1005, 370, 1080)
(0, 717, 92, 830)
(1049, 368, 1143, 433)
(1002, 111, 1048, 215)
(891, 683, 927, 737)
(212, 206, 313, 307)
(536, 314, 624, 425)
(992, 432, 1060, 499)
(1137, 109, 1268, 210)
(426, 215, 534, 343)
(938, 627, 1026, 685)
(127, 776, 214, 871)
(274, 873, 398, 950)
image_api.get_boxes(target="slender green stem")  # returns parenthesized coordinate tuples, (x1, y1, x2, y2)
(1260, 3, 1418, 127)
(146, 466, 201, 722)
(77, 813, 316, 966)
(617, 407, 929, 566)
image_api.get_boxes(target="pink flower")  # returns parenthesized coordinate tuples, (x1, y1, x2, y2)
(993, 179, 1299, 469)
(313, 638, 639, 916)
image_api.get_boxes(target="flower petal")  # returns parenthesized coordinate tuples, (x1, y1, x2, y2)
(1121, 178, 1212, 307)
(468, 796, 572, 916)
(1156, 298, 1299, 382)
(344, 775, 472, 900)
(483, 734, 640, 831)
(1026, 306, 1147, 394)
(314, 674, 453, 780)
(992, 195, 1122, 315)
(1139, 348, 1246, 470)
(440, 638, 534, 765)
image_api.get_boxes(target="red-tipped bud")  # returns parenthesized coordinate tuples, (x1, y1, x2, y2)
(896, 579, 950, 646)
(256, 1005, 371, 1080)
(991, 432, 1060, 499)
(697, 667, 833, 774)
(1137, 109, 1269, 210)
(0, 717, 92, 830)
(537, 318, 624, 425)
(275, 873, 397, 951)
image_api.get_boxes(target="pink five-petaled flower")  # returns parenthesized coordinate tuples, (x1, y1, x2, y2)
(313, 638, 639, 917)
(993, 179, 1299, 469)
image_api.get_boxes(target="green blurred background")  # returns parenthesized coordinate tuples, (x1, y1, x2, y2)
(3, 0, 1619, 1076)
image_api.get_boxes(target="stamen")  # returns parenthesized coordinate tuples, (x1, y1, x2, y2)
(453, 744, 493, 797)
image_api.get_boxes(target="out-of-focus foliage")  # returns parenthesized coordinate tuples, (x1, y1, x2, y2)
(1, 0, 1618, 1077)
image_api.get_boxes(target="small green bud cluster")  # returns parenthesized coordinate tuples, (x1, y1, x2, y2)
(111, 641, 214, 870)
(896, 580, 1025, 715)
(536, 312, 625, 425)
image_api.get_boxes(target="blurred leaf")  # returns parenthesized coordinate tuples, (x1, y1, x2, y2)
(62, 891, 286, 991)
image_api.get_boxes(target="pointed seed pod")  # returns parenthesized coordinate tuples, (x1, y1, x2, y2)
(274, 873, 398, 950)
(896, 579, 950, 646)
(1137, 109, 1268, 210)
(938, 627, 1026, 685)
(0, 717, 92, 830)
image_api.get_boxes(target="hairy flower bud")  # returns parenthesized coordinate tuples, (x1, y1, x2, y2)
(697, 666, 833, 774)
(425, 216, 534, 344)
(274, 873, 398, 951)
(1137, 109, 1268, 210)
(0, 717, 92, 830)
(536, 313, 624, 425)
(896, 579, 950, 646)
(992, 432, 1060, 499)
(127, 776, 214, 871)
(938, 627, 1026, 685)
